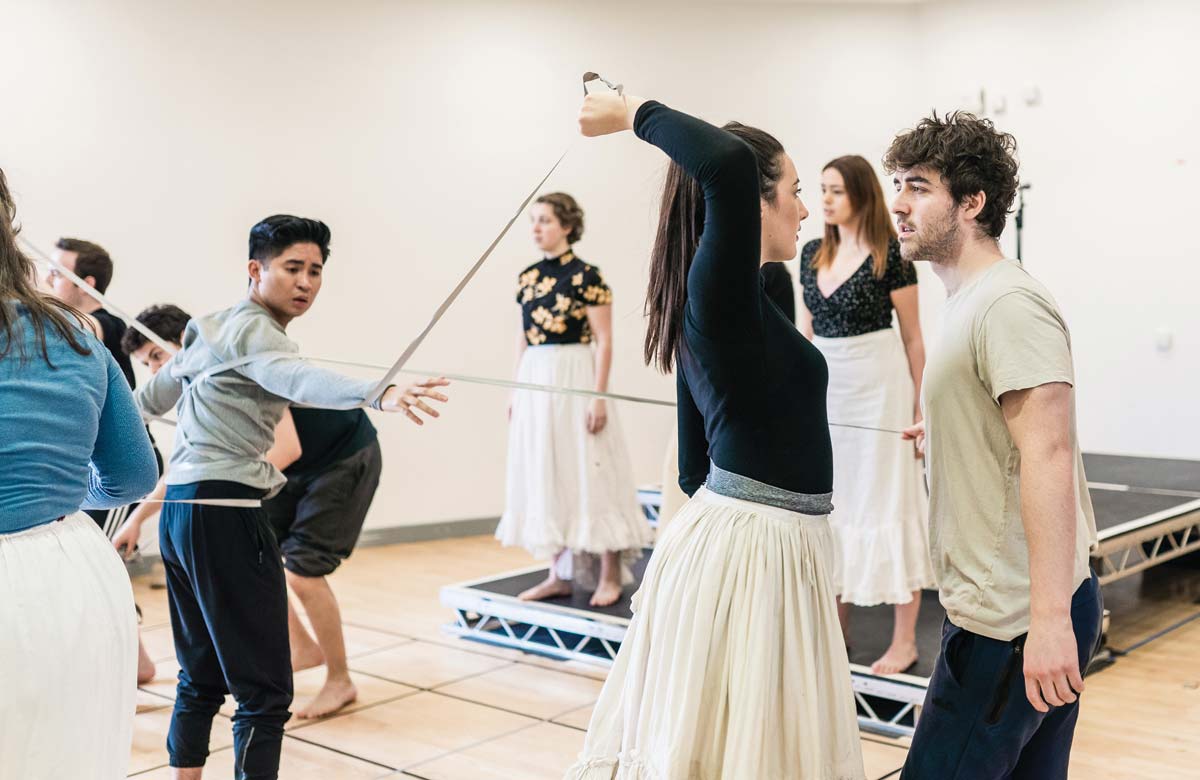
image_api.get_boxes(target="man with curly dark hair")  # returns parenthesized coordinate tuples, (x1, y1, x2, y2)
(886, 113, 1102, 779)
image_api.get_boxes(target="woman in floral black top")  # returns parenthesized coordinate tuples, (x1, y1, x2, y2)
(496, 192, 650, 607)
(797, 155, 934, 675)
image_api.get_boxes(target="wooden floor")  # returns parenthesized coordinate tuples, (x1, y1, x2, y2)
(127, 537, 1200, 779)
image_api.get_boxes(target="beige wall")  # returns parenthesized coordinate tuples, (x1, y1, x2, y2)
(4, 0, 1194, 549)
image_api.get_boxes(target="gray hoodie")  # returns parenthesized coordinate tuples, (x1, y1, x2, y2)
(136, 299, 382, 496)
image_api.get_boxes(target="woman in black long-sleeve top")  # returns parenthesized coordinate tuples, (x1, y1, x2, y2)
(564, 91, 864, 780)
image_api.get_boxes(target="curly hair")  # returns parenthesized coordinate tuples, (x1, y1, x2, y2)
(883, 112, 1019, 238)
(121, 303, 192, 355)
(534, 192, 585, 244)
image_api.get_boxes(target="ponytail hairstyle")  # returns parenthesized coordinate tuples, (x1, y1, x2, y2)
(644, 122, 784, 373)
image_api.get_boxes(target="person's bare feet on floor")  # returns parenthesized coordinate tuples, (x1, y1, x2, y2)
(871, 641, 918, 675)
(296, 675, 358, 719)
(589, 580, 623, 607)
(519, 575, 572, 601)
(291, 638, 325, 672)
(137, 636, 156, 685)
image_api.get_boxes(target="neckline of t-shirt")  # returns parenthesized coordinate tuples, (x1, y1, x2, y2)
(947, 257, 1017, 300)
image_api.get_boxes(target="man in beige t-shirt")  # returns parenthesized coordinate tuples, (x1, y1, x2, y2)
(884, 113, 1104, 780)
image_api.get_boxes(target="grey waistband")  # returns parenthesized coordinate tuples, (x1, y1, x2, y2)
(706, 462, 834, 516)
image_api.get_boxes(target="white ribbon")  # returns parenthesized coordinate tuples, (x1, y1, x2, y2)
(365, 148, 573, 402)
(21, 237, 179, 356)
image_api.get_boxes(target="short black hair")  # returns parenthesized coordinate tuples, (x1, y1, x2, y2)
(248, 214, 331, 264)
(121, 303, 192, 355)
(55, 237, 113, 293)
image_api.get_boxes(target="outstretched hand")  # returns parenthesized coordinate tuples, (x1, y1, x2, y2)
(381, 377, 451, 425)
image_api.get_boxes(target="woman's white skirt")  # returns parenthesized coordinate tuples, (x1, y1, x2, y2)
(0, 512, 138, 779)
(564, 487, 865, 780)
(814, 328, 934, 606)
(497, 344, 651, 586)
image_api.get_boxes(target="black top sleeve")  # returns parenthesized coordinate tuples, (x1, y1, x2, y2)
(675, 369, 709, 497)
(634, 101, 763, 342)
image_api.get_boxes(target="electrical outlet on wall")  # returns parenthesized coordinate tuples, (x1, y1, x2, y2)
(1154, 327, 1174, 353)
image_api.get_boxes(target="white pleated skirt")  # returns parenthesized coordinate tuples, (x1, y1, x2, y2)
(564, 487, 865, 780)
(497, 344, 652, 586)
(0, 512, 138, 779)
(814, 328, 934, 606)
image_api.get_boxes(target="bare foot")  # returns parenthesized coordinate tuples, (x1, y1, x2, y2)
(870, 642, 919, 675)
(137, 638, 156, 686)
(589, 580, 623, 607)
(292, 642, 325, 673)
(518, 576, 572, 601)
(296, 677, 358, 719)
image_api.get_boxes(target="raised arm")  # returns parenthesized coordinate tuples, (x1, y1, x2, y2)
(580, 93, 764, 335)
(634, 102, 763, 332)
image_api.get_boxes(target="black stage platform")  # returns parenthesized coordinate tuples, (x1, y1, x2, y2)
(442, 454, 1200, 737)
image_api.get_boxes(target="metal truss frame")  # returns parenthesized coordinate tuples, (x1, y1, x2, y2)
(1093, 500, 1200, 584)
(441, 573, 627, 667)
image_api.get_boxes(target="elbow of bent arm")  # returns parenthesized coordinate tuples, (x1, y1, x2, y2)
(126, 436, 161, 499)
(679, 475, 701, 499)
(88, 459, 159, 508)
(131, 463, 160, 500)
(709, 138, 759, 189)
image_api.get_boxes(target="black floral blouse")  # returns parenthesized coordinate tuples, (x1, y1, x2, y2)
(799, 238, 916, 338)
(515, 250, 613, 346)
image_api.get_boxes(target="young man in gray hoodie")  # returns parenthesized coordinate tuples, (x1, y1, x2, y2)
(136, 215, 448, 780)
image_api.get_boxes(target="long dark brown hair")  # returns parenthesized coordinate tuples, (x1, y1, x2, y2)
(0, 168, 92, 365)
(812, 155, 896, 280)
(644, 122, 784, 373)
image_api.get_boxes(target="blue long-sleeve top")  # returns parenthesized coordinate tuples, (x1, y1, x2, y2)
(0, 303, 158, 534)
(633, 101, 834, 506)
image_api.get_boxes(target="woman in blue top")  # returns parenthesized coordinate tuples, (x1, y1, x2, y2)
(567, 89, 864, 779)
(0, 168, 158, 779)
